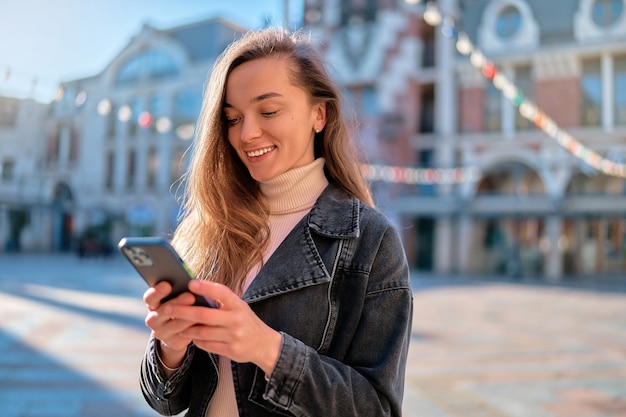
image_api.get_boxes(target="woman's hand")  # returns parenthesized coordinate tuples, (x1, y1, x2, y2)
(166, 280, 283, 376)
(143, 281, 197, 368)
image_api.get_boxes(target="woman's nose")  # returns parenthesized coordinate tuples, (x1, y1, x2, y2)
(240, 117, 262, 143)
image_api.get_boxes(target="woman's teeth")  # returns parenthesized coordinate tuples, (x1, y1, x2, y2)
(247, 146, 275, 157)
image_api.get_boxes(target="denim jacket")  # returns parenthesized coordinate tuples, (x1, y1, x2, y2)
(140, 183, 413, 417)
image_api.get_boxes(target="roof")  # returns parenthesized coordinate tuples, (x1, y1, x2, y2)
(164, 17, 248, 63)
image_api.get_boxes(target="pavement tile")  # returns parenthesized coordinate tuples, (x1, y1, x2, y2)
(545, 388, 626, 417)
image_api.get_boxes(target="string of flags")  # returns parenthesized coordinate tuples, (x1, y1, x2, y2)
(3, 2, 625, 183)
(363, 0, 626, 185)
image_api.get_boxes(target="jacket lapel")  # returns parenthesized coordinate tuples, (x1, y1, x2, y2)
(242, 185, 360, 304)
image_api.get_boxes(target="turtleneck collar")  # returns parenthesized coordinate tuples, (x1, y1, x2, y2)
(260, 158, 329, 215)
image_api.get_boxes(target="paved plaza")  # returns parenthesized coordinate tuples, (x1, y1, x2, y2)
(1, 254, 625, 417)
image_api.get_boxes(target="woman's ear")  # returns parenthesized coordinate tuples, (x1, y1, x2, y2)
(314, 102, 327, 132)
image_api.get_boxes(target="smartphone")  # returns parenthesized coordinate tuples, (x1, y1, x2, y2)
(118, 236, 216, 308)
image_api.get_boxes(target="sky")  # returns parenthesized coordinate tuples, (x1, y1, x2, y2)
(0, 0, 302, 102)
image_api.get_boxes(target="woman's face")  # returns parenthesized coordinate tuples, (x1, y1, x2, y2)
(224, 56, 326, 183)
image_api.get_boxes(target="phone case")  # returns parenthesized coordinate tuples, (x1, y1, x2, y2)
(118, 236, 215, 307)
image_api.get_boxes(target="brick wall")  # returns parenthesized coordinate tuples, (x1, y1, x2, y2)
(535, 78, 581, 128)
(459, 87, 484, 133)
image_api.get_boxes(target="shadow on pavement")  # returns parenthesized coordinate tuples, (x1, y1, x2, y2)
(0, 254, 163, 417)
(0, 329, 155, 417)
(411, 271, 626, 295)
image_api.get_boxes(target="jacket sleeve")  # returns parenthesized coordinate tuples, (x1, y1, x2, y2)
(139, 334, 196, 416)
(254, 225, 413, 417)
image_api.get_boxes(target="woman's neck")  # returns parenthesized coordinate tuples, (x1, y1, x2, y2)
(260, 158, 328, 215)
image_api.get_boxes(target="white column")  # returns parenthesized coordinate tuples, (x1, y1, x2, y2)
(457, 214, 472, 274)
(135, 141, 148, 192)
(602, 53, 614, 131)
(157, 93, 175, 192)
(502, 65, 515, 139)
(544, 215, 563, 282)
(434, 0, 458, 275)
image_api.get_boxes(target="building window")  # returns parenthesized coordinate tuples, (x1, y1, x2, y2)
(175, 89, 202, 119)
(70, 128, 80, 161)
(581, 59, 602, 126)
(105, 151, 114, 190)
(417, 149, 435, 196)
(478, 0, 539, 54)
(116, 49, 180, 85)
(361, 86, 379, 117)
(106, 103, 116, 138)
(150, 92, 168, 117)
(345, 86, 379, 118)
(592, 0, 624, 27)
(128, 97, 143, 137)
(47, 130, 59, 162)
(127, 149, 136, 189)
(496, 5, 522, 39)
(515, 65, 533, 130)
(0, 97, 19, 127)
(419, 84, 435, 134)
(340, 0, 377, 25)
(1, 158, 15, 182)
(484, 81, 501, 132)
(422, 24, 435, 68)
(615, 55, 626, 125)
(575, 0, 626, 41)
(175, 89, 202, 129)
(170, 147, 186, 185)
(147, 147, 158, 189)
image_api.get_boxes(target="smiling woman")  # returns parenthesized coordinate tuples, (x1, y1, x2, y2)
(138, 27, 412, 417)
(223, 56, 325, 182)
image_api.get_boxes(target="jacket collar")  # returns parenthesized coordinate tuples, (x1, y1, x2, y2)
(242, 183, 361, 303)
(307, 183, 361, 239)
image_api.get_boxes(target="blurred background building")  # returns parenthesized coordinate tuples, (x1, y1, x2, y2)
(1, 0, 625, 282)
(1, 18, 246, 255)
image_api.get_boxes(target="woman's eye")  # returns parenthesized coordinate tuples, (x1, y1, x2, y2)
(262, 111, 278, 117)
(226, 116, 240, 125)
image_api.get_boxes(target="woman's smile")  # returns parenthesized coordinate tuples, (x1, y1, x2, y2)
(246, 145, 277, 159)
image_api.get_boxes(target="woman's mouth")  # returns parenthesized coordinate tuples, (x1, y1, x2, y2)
(246, 146, 276, 157)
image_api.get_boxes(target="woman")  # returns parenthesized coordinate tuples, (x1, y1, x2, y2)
(140, 27, 413, 417)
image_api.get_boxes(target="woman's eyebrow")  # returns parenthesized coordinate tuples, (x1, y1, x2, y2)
(251, 92, 283, 103)
(223, 92, 284, 109)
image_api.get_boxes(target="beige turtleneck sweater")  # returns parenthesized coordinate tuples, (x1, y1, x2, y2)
(206, 158, 329, 417)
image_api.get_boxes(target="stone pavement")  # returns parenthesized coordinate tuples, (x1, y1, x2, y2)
(1, 254, 625, 417)
(403, 275, 626, 417)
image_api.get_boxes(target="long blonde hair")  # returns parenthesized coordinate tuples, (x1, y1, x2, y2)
(172, 28, 373, 293)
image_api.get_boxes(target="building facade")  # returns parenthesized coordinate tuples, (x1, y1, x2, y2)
(304, 0, 626, 280)
(0, 19, 244, 255)
(451, 0, 626, 279)
(4, 1, 625, 281)
(0, 96, 48, 251)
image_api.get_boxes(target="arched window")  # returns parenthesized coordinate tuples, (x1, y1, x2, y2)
(477, 162, 545, 196)
(496, 5, 522, 39)
(592, 0, 624, 27)
(478, 0, 539, 54)
(116, 49, 180, 85)
(567, 172, 626, 195)
(575, 0, 626, 41)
